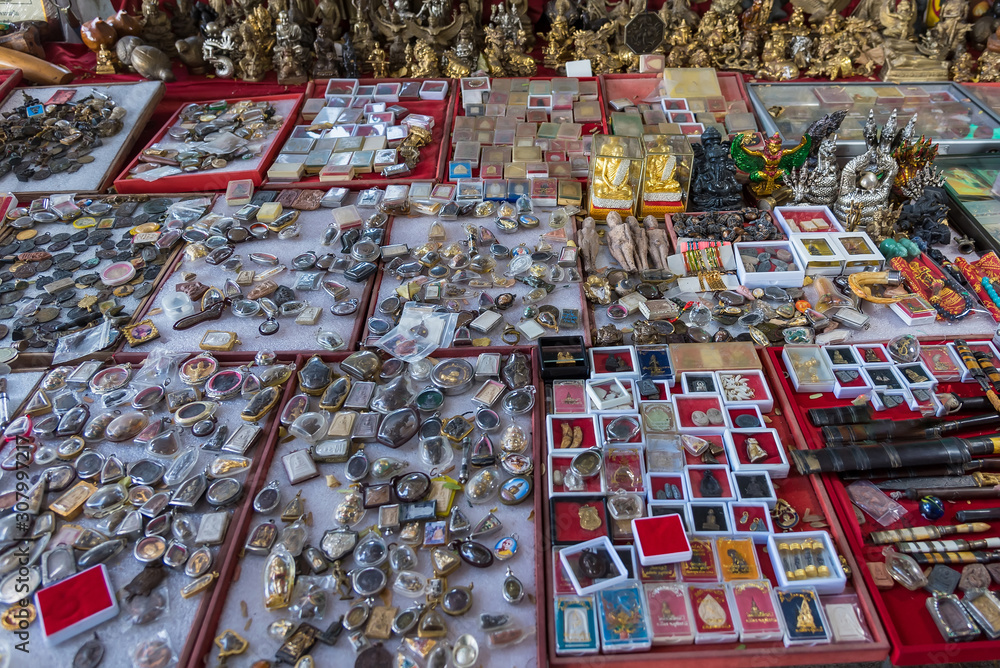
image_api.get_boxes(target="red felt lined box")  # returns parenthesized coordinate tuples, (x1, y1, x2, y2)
(552, 381, 589, 413)
(680, 431, 727, 466)
(853, 343, 891, 364)
(550, 496, 610, 545)
(672, 394, 729, 433)
(716, 370, 774, 412)
(35, 564, 118, 645)
(590, 345, 640, 380)
(833, 365, 873, 399)
(646, 472, 688, 503)
(599, 414, 644, 446)
(114, 93, 304, 194)
(732, 502, 775, 543)
(685, 466, 735, 501)
(725, 428, 790, 478)
(549, 453, 606, 496)
(558, 536, 628, 594)
(683, 446, 728, 468)
(587, 378, 638, 413)
(633, 515, 692, 566)
(552, 548, 577, 595)
(547, 414, 600, 451)
(604, 448, 645, 494)
(726, 405, 765, 429)
(773, 205, 843, 236)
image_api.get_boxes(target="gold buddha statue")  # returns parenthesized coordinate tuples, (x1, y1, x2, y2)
(640, 136, 683, 216)
(591, 136, 636, 215)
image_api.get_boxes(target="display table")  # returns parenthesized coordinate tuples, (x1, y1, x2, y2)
(4, 68, 1000, 668)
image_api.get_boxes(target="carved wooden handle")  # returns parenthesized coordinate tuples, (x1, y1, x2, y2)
(0, 46, 74, 85)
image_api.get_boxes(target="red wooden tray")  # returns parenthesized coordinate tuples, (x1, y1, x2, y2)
(600, 71, 751, 116)
(185, 346, 547, 668)
(545, 346, 890, 667)
(763, 343, 1000, 665)
(0, 68, 23, 105)
(262, 77, 457, 190)
(113, 93, 304, 194)
(443, 75, 609, 184)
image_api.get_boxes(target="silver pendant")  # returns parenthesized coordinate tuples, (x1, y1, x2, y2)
(502, 567, 525, 604)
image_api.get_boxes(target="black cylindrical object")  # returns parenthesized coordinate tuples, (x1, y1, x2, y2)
(821, 418, 929, 445)
(841, 463, 971, 481)
(791, 437, 975, 475)
(808, 405, 873, 427)
(955, 507, 1000, 522)
(933, 413, 1000, 437)
(905, 487, 1000, 501)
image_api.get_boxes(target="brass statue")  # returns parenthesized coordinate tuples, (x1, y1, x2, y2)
(367, 40, 389, 77)
(141, 0, 178, 55)
(95, 45, 118, 74)
(317, 0, 344, 38)
(951, 48, 977, 81)
(542, 10, 576, 71)
(482, 1, 536, 76)
(273, 10, 307, 84)
(410, 38, 441, 77)
(441, 27, 476, 78)
(879, 0, 916, 41)
(368, 0, 469, 48)
(756, 26, 799, 80)
(171, 0, 200, 38)
(978, 25, 1000, 82)
(928, 0, 970, 58)
(237, 5, 273, 81)
(313, 20, 341, 77)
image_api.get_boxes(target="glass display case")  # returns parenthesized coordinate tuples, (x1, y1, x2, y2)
(938, 155, 1000, 255)
(964, 83, 1000, 118)
(747, 82, 1000, 155)
(588, 134, 642, 220)
(639, 134, 693, 218)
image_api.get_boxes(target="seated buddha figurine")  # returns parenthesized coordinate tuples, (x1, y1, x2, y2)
(641, 135, 683, 216)
(980, 26, 1000, 82)
(590, 136, 636, 216)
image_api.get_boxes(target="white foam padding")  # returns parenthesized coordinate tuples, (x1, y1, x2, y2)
(208, 358, 539, 667)
(5, 370, 43, 415)
(373, 207, 587, 346)
(129, 97, 301, 185)
(0, 361, 267, 666)
(0, 82, 163, 195)
(142, 195, 374, 353)
(588, 231, 999, 343)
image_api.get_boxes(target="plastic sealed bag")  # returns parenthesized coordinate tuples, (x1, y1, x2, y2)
(132, 630, 177, 668)
(376, 304, 458, 362)
(53, 319, 119, 365)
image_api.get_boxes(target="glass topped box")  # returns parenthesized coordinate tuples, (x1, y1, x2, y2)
(747, 82, 1000, 155)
